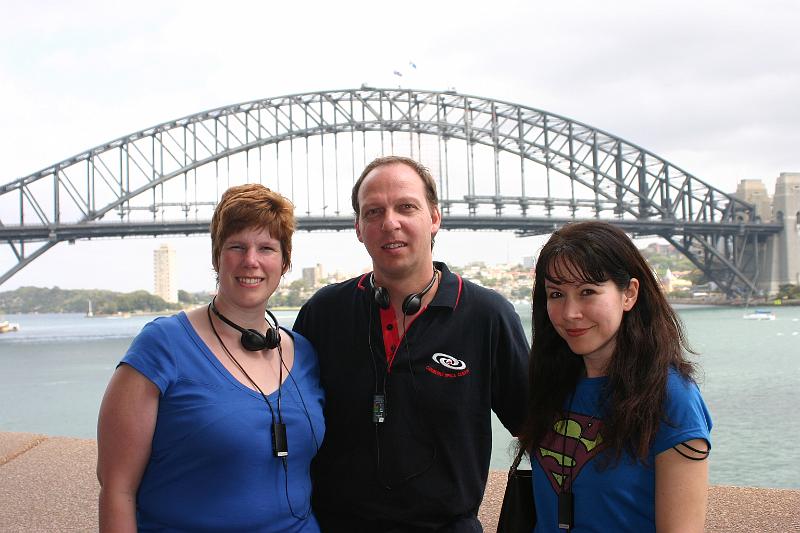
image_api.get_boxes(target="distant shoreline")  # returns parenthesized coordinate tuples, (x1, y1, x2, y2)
(5, 299, 800, 316)
(3, 306, 304, 317)
(667, 298, 800, 307)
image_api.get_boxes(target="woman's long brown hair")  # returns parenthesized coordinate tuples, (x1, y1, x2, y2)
(518, 221, 696, 464)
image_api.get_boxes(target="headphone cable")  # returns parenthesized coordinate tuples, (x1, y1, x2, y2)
(207, 303, 278, 421)
(206, 304, 312, 520)
(367, 287, 437, 489)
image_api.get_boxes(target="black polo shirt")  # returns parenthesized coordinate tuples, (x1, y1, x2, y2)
(293, 262, 530, 532)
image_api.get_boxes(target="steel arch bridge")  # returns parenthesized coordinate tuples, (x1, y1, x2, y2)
(0, 87, 782, 296)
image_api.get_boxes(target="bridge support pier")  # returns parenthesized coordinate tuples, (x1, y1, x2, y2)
(738, 173, 800, 295)
(769, 173, 800, 293)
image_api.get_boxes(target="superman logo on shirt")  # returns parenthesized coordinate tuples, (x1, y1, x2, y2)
(534, 412, 605, 493)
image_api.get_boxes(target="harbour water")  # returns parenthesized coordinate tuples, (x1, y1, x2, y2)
(1, 304, 798, 489)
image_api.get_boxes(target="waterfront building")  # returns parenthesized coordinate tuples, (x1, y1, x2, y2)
(302, 264, 324, 287)
(662, 268, 693, 293)
(153, 244, 178, 303)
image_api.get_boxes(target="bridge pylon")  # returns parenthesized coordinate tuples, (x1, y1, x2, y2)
(736, 173, 800, 295)
(767, 173, 800, 293)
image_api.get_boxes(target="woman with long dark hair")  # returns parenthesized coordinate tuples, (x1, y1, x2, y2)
(519, 221, 711, 532)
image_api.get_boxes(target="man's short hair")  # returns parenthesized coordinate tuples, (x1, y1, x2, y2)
(351, 155, 439, 216)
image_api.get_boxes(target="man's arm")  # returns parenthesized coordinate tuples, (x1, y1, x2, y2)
(490, 297, 530, 435)
(292, 300, 315, 342)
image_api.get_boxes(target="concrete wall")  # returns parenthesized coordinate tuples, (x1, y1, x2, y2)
(2, 432, 798, 532)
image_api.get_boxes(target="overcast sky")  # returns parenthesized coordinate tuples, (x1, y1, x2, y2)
(1, 0, 798, 293)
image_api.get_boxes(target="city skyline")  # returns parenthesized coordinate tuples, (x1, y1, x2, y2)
(1, 0, 797, 292)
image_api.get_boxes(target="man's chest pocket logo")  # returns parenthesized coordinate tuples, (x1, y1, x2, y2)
(425, 353, 470, 378)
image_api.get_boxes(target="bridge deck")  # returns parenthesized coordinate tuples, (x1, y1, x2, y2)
(0, 216, 783, 241)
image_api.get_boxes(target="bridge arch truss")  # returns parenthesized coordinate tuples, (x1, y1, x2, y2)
(0, 88, 781, 295)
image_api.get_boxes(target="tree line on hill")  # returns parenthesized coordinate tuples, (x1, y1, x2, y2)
(3, 278, 797, 315)
(0, 286, 212, 315)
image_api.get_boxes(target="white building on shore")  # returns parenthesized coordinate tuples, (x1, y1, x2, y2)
(153, 244, 178, 303)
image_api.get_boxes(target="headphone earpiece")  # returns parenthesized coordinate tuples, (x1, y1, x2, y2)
(369, 270, 437, 316)
(373, 285, 391, 310)
(401, 293, 423, 315)
(239, 326, 281, 351)
(211, 299, 281, 351)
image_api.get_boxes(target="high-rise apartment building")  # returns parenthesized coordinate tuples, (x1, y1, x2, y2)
(302, 263, 325, 287)
(153, 244, 178, 303)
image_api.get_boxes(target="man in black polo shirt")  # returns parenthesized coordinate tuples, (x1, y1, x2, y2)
(293, 155, 529, 532)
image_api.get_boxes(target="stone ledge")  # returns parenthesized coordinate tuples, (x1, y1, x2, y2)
(0, 431, 47, 465)
(0, 432, 98, 532)
(1, 432, 797, 532)
(479, 470, 800, 533)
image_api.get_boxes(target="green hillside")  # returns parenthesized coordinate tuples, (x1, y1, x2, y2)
(0, 286, 189, 314)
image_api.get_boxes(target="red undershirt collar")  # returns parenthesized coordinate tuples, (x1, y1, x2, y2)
(378, 305, 426, 371)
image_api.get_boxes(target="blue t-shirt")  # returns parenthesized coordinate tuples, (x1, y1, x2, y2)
(532, 369, 712, 533)
(121, 312, 325, 532)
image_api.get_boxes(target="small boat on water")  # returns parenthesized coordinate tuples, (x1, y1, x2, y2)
(0, 320, 21, 333)
(742, 309, 776, 320)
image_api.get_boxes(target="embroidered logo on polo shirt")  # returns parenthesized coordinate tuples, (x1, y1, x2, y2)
(425, 353, 470, 378)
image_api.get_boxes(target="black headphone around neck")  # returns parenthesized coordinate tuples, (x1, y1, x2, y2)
(370, 269, 438, 315)
(210, 297, 281, 351)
